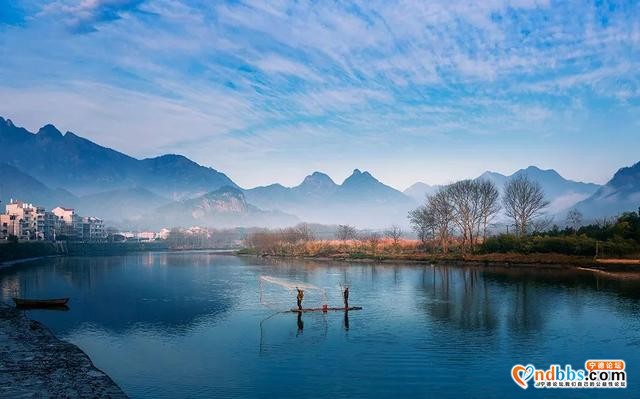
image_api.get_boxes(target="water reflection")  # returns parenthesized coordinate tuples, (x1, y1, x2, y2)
(1, 254, 238, 336)
(0, 254, 639, 399)
(418, 266, 499, 332)
(296, 312, 304, 333)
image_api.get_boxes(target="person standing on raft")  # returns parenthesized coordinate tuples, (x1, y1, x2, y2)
(343, 286, 349, 309)
(296, 287, 304, 310)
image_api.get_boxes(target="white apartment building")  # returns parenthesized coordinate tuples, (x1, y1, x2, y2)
(82, 216, 106, 241)
(136, 231, 157, 241)
(1, 201, 108, 242)
(2, 201, 47, 240)
(52, 206, 83, 239)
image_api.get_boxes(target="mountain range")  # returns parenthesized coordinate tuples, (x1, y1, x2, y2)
(245, 169, 413, 227)
(0, 162, 77, 209)
(574, 161, 640, 218)
(0, 117, 236, 199)
(476, 166, 601, 213)
(404, 166, 601, 214)
(152, 186, 298, 229)
(1, 116, 638, 228)
(403, 182, 441, 202)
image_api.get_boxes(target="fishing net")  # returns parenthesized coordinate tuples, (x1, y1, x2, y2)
(259, 275, 328, 311)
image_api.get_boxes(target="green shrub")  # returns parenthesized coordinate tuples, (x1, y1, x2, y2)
(482, 233, 639, 257)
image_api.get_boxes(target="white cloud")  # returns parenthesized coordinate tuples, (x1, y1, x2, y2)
(2, 0, 640, 187)
(0, 81, 252, 158)
(253, 55, 322, 81)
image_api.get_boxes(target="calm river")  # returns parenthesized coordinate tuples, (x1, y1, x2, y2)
(1, 252, 639, 398)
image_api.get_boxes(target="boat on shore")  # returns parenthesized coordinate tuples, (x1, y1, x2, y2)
(12, 298, 70, 309)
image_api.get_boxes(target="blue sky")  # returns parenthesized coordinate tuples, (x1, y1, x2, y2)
(1, 0, 639, 189)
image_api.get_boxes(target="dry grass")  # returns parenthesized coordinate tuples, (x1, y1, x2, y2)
(270, 238, 424, 258)
(245, 232, 640, 268)
(246, 236, 617, 266)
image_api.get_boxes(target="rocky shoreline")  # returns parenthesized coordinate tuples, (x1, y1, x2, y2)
(0, 304, 127, 398)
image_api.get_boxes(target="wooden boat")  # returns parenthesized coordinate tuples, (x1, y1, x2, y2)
(288, 306, 362, 313)
(13, 297, 70, 309)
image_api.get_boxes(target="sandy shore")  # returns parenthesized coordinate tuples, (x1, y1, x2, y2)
(0, 304, 127, 398)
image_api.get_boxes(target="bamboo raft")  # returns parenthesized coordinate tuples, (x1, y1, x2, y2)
(288, 306, 362, 313)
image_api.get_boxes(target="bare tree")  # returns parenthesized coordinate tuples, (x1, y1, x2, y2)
(445, 180, 483, 252)
(428, 189, 455, 253)
(477, 179, 501, 241)
(336, 224, 358, 241)
(280, 223, 314, 243)
(384, 225, 403, 249)
(595, 216, 613, 229)
(408, 205, 434, 252)
(531, 216, 554, 234)
(245, 229, 279, 254)
(295, 223, 314, 242)
(566, 209, 583, 233)
(363, 232, 381, 254)
(502, 175, 550, 237)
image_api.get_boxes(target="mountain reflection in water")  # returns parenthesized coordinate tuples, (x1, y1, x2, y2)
(1, 253, 639, 399)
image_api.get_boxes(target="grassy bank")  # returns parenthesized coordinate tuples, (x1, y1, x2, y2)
(240, 247, 596, 266)
(240, 235, 640, 270)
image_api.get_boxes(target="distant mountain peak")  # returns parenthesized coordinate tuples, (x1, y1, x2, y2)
(300, 171, 336, 186)
(37, 124, 63, 138)
(344, 168, 377, 185)
(194, 186, 249, 214)
(478, 170, 504, 179)
(310, 171, 331, 178)
(0, 115, 238, 198)
(519, 165, 562, 178)
(405, 182, 432, 191)
(574, 160, 640, 218)
(293, 171, 338, 199)
(148, 154, 194, 164)
(609, 160, 640, 187)
(403, 181, 440, 201)
(210, 185, 244, 196)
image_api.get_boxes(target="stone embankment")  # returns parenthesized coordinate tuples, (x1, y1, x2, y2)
(0, 304, 127, 398)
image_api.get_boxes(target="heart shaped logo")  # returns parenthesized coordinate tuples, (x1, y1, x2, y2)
(511, 364, 535, 389)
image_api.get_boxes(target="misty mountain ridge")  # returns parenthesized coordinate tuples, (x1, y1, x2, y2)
(77, 187, 172, 224)
(1, 115, 636, 228)
(574, 161, 640, 218)
(0, 162, 77, 208)
(0, 117, 236, 199)
(403, 182, 441, 201)
(406, 165, 600, 213)
(149, 186, 298, 230)
(244, 168, 414, 227)
(478, 166, 600, 213)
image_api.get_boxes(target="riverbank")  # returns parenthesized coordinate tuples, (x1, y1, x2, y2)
(239, 249, 640, 271)
(0, 241, 61, 263)
(0, 241, 170, 263)
(0, 304, 127, 398)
